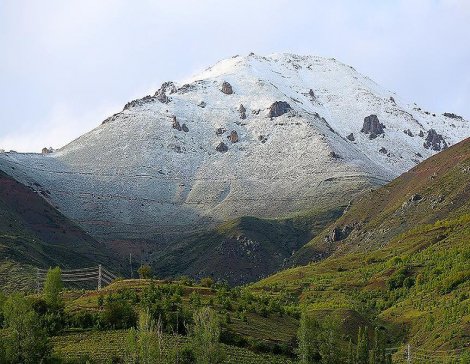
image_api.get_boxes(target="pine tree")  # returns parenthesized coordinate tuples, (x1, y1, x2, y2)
(297, 310, 321, 363)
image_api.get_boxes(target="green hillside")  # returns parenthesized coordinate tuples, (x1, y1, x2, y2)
(251, 138, 470, 360)
(292, 137, 470, 264)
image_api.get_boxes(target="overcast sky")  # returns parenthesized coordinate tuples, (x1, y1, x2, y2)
(0, 0, 469, 152)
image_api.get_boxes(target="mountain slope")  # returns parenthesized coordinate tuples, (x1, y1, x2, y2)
(149, 205, 344, 285)
(0, 53, 468, 246)
(0, 170, 122, 291)
(292, 136, 470, 264)
(252, 138, 470, 355)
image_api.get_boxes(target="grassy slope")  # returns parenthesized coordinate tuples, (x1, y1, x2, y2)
(149, 206, 344, 285)
(49, 279, 297, 363)
(251, 138, 470, 357)
(293, 137, 470, 264)
(0, 170, 123, 291)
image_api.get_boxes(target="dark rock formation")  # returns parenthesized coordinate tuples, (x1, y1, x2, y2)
(419, 130, 425, 137)
(228, 130, 239, 143)
(308, 89, 316, 101)
(198, 101, 206, 108)
(347, 133, 355, 141)
(328, 225, 353, 242)
(172, 116, 182, 131)
(329, 151, 341, 159)
(41, 147, 53, 154)
(216, 142, 228, 153)
(423, 129, 448, 151)
(268, 101, 292, 118)
(221, 81, 233, 95)
(379, 147, 387, 154)
(443, 112, 463, 120)
(415, 152, 422, 158)
(123, 95, 155, 110)
(181, 124, 189, 132)
(409, 194, 422, 202)
(361, 115, 385, 139)
(216, 127, 226, 136)
(258, 135, 267, 143)
(239, 104, 246, 119)
(177, 83, 197, 94)
(155, 81, 176, 103)
(404, 129, 414, 137)
(102, 112, 121, 125)
(390, 96, 396, 104)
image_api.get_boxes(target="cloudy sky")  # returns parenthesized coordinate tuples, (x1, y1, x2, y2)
(0, 0, 469, 152)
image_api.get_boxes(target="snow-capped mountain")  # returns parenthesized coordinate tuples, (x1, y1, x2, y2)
(0, 53, 468, 243)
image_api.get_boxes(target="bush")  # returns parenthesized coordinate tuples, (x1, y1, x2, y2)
(101, 301, 137, 329)
(200, 277, 214, 288)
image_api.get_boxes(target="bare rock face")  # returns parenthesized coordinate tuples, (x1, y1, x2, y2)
(361, 115, 385, 139)
(172, 116, 182, 131)
(390, 96, 396, 104)
(423, 129, 448, 151)
(216, 142, 228, 152)
(238, 104, 246, 119)
(221, 81, 233, 95)
(181, 124, 189, 132)
(268, 101, 292, 118)
(419, 130, 425, 137)
(198, 101, 206, 108)
(404, 129, 414, 137)
(347, 133, 355, 141)
(228, 130, 239, 143)
(258, 135, 267, 143)
(379, 147, 387, 154)
(41, 147, 53, 154)
(155, 81, 176, 103)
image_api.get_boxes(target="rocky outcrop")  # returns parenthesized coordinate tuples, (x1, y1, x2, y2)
(123, 95, 155, 110)
(216, 127, 226, 136)
(258, 135, 267, 143)
(347, 133, 355, 141)
(443, 112, 463, 120)
(181, 124, 189, 132)
(228, 131, 239, 143)
(327, 225, 353, 243)
(238, 104, 246, 119)
(390, 96, 396, 104)
(198, 101, 206, 108)
(155, 81, 176, 103)
(379, 147, 387, 154)
(423, 129, 448, 151)
(268, 101, 292, 118)
(172, 116, 182, 131)
(403, 129, 414, 137)
(221, 81, 233, 95)
(216, 142, 228, 153)
(41, 147, 53, 154)
(419, 130, 425, 137)
(361, 115, 385, 139)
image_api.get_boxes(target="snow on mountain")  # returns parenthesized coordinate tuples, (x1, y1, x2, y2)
(0, 53, 468, 242)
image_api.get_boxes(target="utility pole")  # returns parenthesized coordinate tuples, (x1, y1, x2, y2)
(407, 344, 411, 364)
(98, 264, 102, 291)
